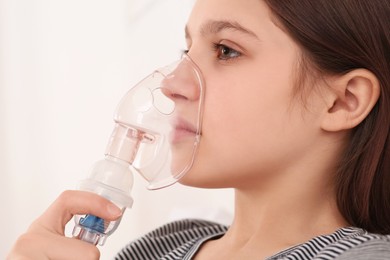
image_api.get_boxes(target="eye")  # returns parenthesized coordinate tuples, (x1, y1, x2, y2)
(214, 43, 241, 60)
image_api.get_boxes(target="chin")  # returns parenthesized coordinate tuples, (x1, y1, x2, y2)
(177, 170, 231, 189)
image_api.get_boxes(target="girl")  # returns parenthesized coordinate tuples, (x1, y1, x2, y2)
(8, 0, 390, 259)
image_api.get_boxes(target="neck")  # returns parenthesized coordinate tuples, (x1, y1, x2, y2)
(222, 167, 348, 258)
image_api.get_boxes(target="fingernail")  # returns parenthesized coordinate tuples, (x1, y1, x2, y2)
(107, 203, 122, 217)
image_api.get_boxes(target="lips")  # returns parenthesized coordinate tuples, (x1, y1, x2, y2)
(170, 118, 199, 143)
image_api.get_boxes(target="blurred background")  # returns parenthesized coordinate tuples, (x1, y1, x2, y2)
(0, 0, 234, 258)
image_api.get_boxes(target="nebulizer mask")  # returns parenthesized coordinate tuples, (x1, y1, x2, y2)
(72, 54, 204, 245)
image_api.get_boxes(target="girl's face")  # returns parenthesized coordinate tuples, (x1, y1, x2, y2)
(176, 0, 326, 189)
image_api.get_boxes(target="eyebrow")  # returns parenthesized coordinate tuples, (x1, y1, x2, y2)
(185, 20, 259, 40)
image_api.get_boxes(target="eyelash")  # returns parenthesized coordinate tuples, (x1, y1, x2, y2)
(181, 43, 242, 61)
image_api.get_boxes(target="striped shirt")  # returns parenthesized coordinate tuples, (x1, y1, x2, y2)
(115, 219, 390, 259)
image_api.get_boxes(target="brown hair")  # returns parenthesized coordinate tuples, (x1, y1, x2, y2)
(264, 0, 390, 234)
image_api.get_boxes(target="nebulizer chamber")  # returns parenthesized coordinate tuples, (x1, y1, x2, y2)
(72, 54, 204, 246)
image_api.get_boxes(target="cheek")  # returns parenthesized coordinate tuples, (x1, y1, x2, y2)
(202, 64, 294, 144)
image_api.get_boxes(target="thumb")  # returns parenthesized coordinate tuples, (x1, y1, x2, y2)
(31, 190, 122, 235)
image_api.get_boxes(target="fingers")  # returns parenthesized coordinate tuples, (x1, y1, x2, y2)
(47, 235, 101, 260)
(31, 190, 122, 235)
(7, 190, 116, 260)
(8, 231, 100, 260)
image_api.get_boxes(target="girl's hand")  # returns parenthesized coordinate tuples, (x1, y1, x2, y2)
(7, 190, 122, 260)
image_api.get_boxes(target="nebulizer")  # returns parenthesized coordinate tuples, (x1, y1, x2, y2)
(71, 54, 204, 246)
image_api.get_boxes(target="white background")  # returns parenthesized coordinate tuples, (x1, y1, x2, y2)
(0, 0, 234, 259)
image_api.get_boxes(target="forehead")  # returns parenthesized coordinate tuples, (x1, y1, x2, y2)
(186, 0, 272, 37)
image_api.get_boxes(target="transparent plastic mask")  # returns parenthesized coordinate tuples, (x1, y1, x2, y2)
(105, 54, 204, 189)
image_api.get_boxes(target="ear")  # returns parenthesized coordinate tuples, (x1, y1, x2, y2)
(321, 69, 380, 132)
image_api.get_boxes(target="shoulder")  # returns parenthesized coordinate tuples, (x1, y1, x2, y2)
(336, 233, 390, 260)
(319, 229, 390, 260)
(114, 219, 227, 260)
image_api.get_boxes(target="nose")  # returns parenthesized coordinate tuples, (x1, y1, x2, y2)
(160, 55, 203, 102)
